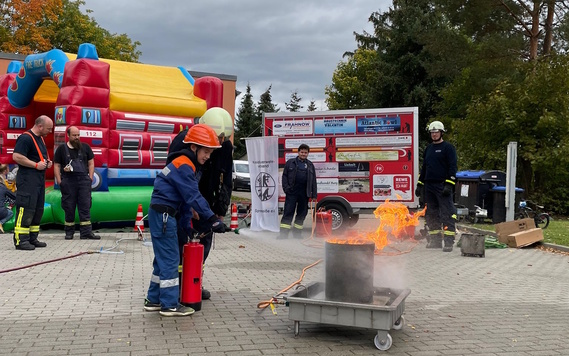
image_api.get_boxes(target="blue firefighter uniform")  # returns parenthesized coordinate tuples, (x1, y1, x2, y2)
(280, 156, 317, 238)
(146, 149, 221, 310)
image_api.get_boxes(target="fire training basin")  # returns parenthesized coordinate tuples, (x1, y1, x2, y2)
(285, 282, 410, 351)
(325, 240, 375, 303)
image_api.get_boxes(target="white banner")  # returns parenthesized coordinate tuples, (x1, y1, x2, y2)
(246, 136, 280, 232)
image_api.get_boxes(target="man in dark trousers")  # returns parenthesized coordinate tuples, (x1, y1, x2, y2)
(12, 115, 53, 250)
(416, 121, 458, 252)
(53, 126, 100, 240)
(280, 144, 317, 239)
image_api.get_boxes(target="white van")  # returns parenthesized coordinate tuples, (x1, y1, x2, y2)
(232, 160, 250, 191)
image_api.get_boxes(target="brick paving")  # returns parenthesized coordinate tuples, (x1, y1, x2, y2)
(0, 219, 568, 355)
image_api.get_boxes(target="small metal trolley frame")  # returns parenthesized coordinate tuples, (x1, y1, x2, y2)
(285, 282, 410, 351)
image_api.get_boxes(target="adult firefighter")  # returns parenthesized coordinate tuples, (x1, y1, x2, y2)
(416, 121, 458, 252)
(279, 143, 317, 239)
(53, 126, 100, 240)
(144, 124, 227, 317)
(12, 115, 53, 250)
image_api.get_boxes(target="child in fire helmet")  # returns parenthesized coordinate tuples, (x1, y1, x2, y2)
(143, 124, 227, 317)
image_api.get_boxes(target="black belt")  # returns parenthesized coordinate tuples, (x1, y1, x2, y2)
(150, 204, 178, 217)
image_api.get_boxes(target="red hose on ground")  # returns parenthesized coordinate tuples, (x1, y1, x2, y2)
(0, 251, 92, 274)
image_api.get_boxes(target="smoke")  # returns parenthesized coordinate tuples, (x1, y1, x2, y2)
(373, 254, 408, 290)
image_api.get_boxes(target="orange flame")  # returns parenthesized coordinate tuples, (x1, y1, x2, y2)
(326, 195, 426, 252)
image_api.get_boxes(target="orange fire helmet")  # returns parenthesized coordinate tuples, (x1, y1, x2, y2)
(183, 123, 221, 148)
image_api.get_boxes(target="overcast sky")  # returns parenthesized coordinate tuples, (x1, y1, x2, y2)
(81, 0, 392, 113)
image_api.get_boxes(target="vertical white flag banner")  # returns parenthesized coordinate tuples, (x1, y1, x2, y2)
(246, 136, 279, 232)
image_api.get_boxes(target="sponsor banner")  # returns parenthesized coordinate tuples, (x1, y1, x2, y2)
(314, 162, 338, 177)
(272, 120, 313, 135)
(336, 135, 412, 147)
(284, 137, 326, 149)
(372, 174, 412, 201)
(314, 118, 356, 134)
(338, 162, 369, 178)
(285, 151, 327, 162)
(246, 136, 280, 232)
(339, 178, 370, 193)
(357, 116, 401, 133)
(316, 178, 338, 193)
(336, 151, 399, 162)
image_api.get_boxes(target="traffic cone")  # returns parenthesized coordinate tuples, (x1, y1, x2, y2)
(230, 203, 238, 231)
(134, 204, 144, 239)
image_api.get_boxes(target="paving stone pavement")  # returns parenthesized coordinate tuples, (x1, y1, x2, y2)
(0, 222, 568, 355)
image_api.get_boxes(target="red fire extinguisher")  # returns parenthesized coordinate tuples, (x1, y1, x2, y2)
(180, 238, 203, 311)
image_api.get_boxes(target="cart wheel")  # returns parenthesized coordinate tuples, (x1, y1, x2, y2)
(374, 333, 392, 351)
(392, 316, 405, 330)
(294, 321, 300, 336)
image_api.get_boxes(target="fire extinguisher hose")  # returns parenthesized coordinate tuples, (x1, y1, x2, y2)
(256, 258, 322, 310)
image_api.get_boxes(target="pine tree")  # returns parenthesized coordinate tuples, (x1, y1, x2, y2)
(307, 100, 317, 111)
(285, 90, 303, 112)
(255, 85, 279, 137)
(233, 83, 256, 159)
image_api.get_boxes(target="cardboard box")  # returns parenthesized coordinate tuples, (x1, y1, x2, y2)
(494, 218, 534, 244)
(494, 218, 543, 248)
(506, 228, 544, 248)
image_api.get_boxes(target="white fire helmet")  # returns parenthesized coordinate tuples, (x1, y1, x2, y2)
(199, 107, 234, 138)
(428, 120, 445, 133)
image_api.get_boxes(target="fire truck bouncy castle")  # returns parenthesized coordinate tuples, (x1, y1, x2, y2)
(0, 43, 224, 227)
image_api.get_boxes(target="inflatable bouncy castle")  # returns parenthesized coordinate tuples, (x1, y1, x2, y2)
(0, 43, 227, 228)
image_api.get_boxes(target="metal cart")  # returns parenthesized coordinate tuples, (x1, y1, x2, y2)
(285, 282, 410, 351)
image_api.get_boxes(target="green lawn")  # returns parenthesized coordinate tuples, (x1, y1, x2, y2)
(471, 217, 569, 246)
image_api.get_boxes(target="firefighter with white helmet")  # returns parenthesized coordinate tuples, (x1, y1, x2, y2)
(144, 124, 226, 317)
(416, 120, 458, 252)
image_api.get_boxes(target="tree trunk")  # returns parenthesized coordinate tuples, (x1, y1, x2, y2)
(528, 1, 540, 61)
(543, 0, 555, 55)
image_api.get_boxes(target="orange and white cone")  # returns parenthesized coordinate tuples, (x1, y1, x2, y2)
(134, 204, 144, 239)
(230, 203, 238, 231)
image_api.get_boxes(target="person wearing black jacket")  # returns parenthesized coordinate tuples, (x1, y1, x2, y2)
(416, 121, 458, 252)
(279, 144, 317, 239)
(53, 126, 100, 240)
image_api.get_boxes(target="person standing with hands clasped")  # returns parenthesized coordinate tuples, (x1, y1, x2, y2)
(143, 124, 227, 317)
(12, 115, 53, 250)
(279, 144, 317, 239)
(415, 121, 457, 252)
(53, 126, 100, 240)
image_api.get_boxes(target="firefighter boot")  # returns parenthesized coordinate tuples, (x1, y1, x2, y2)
(15, 236, 35, 250)
(443, 237, 455, 252)
(29, 231, 47, 248)
(426, 233, 443, 249)
(292, 227, 303, 239)
(278, 228, 290, 239)
(79, 224, 101, 240)
(65, 224, 75, 240)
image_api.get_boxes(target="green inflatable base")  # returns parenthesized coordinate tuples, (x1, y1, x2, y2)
(44, 185, 153, 225)
(2, 186, 153, 233)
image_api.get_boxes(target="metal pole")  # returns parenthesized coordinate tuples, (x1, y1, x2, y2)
(505, 142, 517, 221)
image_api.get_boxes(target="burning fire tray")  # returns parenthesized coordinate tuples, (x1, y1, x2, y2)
(285, 281, 410, 351)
